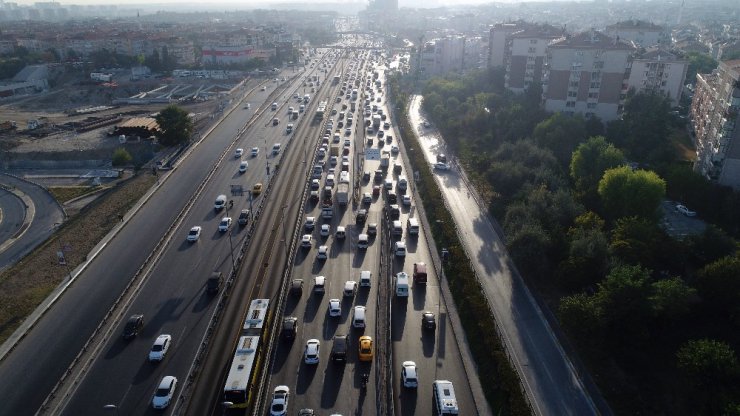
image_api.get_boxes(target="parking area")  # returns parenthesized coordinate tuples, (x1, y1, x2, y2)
(660, 200, 706, 237)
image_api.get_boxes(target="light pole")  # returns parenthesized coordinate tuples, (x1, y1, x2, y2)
(103, 404, 119, 416)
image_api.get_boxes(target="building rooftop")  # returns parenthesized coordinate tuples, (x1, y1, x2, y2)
(606, 19, 664, 31)
(549, 30, 635, 51)
(637, 48, 682, 61)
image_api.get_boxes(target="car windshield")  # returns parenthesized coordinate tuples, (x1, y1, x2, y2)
(188, 230, 197, 235)
(155, 387, 170, 397)
(272, 403, 284, 411)
(152, 344, 163, 352)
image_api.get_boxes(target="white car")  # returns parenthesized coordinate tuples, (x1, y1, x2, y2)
(317, 245, 328, 260)
(320, 224, 331, 237)
(148, 334, 172, 362)
(304, 339, 320, 364)
(270, 385, 290, 416)
(301, 234, 313, 248)
(328, 298, 341, 317)
(251, 147, 259, 157)
(151, 376, 178, 409)
(218, 217, 232, 232)
(305, 216, 316, 231)
(676, 204, 697, 217)
(187, 226, 202, 242)
(239, 160, 248, 173)
(433, 162, 450, 170)
(402, 361, 418, 388)
(235, 148, 244, 158)
(402, 195, 411, 206)
(394, 241, 407, 257)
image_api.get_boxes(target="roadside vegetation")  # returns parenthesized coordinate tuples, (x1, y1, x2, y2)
(47, 186, 100, 203)
(0, 173, 156, 345)
(392, 67, 740, 414)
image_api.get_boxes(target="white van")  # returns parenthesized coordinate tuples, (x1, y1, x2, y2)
(214, 194, 227, 211)
(394, 241, 406, 257)
(407, 218, 419, 235)
(358, 234, 369, 249)
(272, 143, 281, 155)
(359, 270, 371, 287)
(352, 305, 366, 328)
(271, 102, 278, 110)
(432, 380, 459, 415)
(395, 272, 409, 297)
(392, 220, 403, 236)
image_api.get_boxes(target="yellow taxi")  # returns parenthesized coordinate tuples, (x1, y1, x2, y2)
(358, 336, 373, 362)
(252, 183, 263, 196)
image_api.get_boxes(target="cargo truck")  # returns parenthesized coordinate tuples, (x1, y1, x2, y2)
(336, 183, 349, 206)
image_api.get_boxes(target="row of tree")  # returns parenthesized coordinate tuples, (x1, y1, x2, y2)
(420, 68, 740, 414)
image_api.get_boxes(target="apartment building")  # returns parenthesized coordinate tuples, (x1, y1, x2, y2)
(502, 24, 563, 93)
(626, 48, 688, 106)
(605, 20, 669, 48)
(543, 30, 635, 122)
(413, 36, 466, 78)
(690, 59, 740, 190)
(488, 22, 523, 68)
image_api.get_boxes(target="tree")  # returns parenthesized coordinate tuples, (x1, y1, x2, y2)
(609, 216, 662, 266)
(570, 136, 624, 204)
(685, 52, 718, 85)
(650, 277, 696, 321)
(111, 148, 132, 166)
(558, 213, 609, 290)
(595, 265, 653, 343)
(676, 338, 738, 388)
(155, 105, 193, 147)
(609, 90, 673, 165)
(598, 166, 666, 221)
(506, 222, 551, 278)
(695, 255, 740, 316)
(533, 113, 588, 168)
(558, 293, 603, 347)
(686, 225, 738, 267)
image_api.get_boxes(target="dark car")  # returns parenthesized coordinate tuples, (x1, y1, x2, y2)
(123, 314, 144, 339)
(356, 209, 367, 224)
(331, 334, 349, 362)
(422, 311, 436, 330)
(237, 209, 251, 226)
(206, 271, 223, 295)
(290, 279, 304, 297)
(387, 191, 397, 205)
(282, 317, 298, 341)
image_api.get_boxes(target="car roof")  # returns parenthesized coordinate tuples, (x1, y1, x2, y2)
(158, 375, 176, 388)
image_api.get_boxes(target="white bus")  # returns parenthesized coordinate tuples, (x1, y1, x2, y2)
(432, 380, 459, 415)
(223, 336, 260, 407)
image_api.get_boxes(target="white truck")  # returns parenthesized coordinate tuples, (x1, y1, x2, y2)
(336, 183, 349, 206)
(372, 114, 381, 129)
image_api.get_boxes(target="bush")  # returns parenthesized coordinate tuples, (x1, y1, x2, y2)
(111, 147, 132, 166)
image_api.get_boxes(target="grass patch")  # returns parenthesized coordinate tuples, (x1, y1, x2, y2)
(48, 186, 100, 203)
(0, 173, 156, 345)
(670, 127, 695, 162)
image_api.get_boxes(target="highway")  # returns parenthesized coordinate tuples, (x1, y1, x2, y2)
(0, 173, 66, 271)
(409, 95, 599, 415)
(262, 52, 476, 415)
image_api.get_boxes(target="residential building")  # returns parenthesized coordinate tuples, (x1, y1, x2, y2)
(626, 48, 688, 106)
(414, 35, 466, 78)
(543, 30, 635, 122)
(488, 22, 522, 68)
(502, 24, 563, 93)
(690, 59, 740, 190)
(605, 19, 669, 48)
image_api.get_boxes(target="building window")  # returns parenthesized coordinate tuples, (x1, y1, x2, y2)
(530, 39, 537, 44)
(594, 61, 604, 69)
(590, 82, 601, 89)
(526, 64, 534, 70)
(588, 92, 599, 99)
(568, 91, 578, 97)
(587, 102, 597, 109)
(569, 81, 580, 88)
(527, 56, 535, 62)
(528, 47, 536, 53)
(566, 101, 576, 108)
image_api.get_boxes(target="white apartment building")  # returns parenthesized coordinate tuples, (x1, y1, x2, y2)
(604, 20, 669, 48)
(414, 36, 466, 78)
(543, 30, 635, 122)
(626, 48, 688, 107)
(690, 59, 740, 189)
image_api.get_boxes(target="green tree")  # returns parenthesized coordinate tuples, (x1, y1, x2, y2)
(686, 225, 738, 267)
(595, 265, 653, 343)
(598, 166, 666, 221)
(506, 222, 551, 278)
(558, 215, 609, 290)
(676, 338, 738, 388)
(570, 136, 624, 204)
(650, 277, 696, 321)
(533, 113, 588, 168)
(111, 148, 132, 166)
(695, 255, 740, 316)
(609, 90, 673, 165)
(609, 216, 662, 266)
(155, 105, 193, 147)
(558, 293, 603, 347)
(685, 52, 718, 85)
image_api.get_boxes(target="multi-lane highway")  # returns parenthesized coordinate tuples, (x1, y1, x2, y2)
(0, 42, 485, 416)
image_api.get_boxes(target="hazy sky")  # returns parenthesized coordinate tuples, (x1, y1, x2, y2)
(8, 0, 499, 6)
